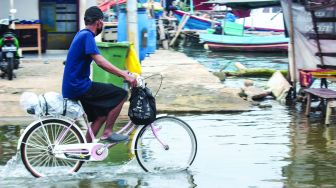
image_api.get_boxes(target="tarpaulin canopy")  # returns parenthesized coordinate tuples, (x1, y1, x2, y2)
(98, 0, 126, 12)
(281, 0, 336, 70)
(205, 0, 280, 9)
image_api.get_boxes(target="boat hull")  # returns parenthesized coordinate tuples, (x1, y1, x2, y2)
(173, 10, 219, 30)
(206, 42, 288, 52)
(200, 33, 289, 52)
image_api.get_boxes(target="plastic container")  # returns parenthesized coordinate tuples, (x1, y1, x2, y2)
(117, 9, 127, 42)
(117, 8, 148, 61)
(92, 42, 130, 88)
(147, 18, 156, 54)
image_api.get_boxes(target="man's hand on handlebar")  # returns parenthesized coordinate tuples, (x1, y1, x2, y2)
(124, 72, 137, 88)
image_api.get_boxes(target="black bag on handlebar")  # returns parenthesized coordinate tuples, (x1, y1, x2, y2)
(128, 86, 156, 125)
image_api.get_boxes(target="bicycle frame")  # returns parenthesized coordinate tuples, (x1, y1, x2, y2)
(17, 113, 168, 162)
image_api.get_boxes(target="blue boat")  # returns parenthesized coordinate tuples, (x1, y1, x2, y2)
(200, 33, 289, 52)
(173, 9, 284, 32)
(173, 10, 220, 30)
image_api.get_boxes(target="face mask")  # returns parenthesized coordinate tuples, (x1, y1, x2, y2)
(96, 27, 102, 36)
(95, 20, 103, 36)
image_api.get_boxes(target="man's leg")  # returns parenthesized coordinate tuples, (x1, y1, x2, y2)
(101, 98, 126, 139)
(86, 116, 106, 143)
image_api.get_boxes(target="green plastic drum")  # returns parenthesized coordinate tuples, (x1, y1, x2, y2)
(92, 42, 130, 88)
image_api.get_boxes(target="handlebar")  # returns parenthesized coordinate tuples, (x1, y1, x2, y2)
(0, 19, 18, 25)
(135, 76, 145, 88)
(128, 73, 163, 97)
(124, 72, 145, 90)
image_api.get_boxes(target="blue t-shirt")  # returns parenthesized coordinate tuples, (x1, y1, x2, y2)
(62, 29, 99, 99)
(226, 12, 237, 22)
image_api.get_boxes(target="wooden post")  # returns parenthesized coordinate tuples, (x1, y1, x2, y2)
(158, 19, 169, 49)
(288, 0, 297, 97)
(169, 14, 190, 46)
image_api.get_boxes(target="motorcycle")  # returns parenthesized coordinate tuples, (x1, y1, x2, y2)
(0, 18, 20, 80)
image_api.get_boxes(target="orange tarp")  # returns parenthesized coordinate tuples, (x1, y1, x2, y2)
(98, 0, 127, 12)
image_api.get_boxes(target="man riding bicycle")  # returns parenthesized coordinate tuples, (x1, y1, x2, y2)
(62, 6, 137, 143)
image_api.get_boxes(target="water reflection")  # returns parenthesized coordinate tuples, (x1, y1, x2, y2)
(176, 43, 288, 72)
(0, 125, 22, 165)
(284, 107, 336, 187)
(2, 103, 336, 187)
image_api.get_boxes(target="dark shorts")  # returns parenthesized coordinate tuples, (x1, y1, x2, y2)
(78, 82, 127, 122)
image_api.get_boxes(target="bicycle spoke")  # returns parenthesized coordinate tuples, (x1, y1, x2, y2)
(30, 131, 49, 147)
(34, 130, 48, 145)
(23, 142, 49, 152)
(29, 152, 49, 167)
(54, 123, 62, 142)
(62, 159, 76, 168)
(40, 156, 51, 168)
(41, 125, 53, 146)
(61, 133, 75, 145)
(21, 119, 85, 177)
(36, 156, 50, 167)
(135, 117, 197, 173)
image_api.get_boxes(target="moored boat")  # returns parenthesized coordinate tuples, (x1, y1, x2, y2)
(200, 33, 289, 52)
(173, 10, 220, 30)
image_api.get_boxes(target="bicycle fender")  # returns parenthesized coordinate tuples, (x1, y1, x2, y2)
(16, 117, 86, 151)
(129, 125, 144, 155)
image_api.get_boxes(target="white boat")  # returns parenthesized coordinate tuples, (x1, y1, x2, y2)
(236, 7, 285, 32)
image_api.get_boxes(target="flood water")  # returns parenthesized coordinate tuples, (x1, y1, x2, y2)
(1, 45, 336, 187)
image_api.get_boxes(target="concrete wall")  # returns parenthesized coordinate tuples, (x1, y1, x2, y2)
(0, 0, 39, 20)
(79, 0, 96, 29)
(0, 0, 98, 28)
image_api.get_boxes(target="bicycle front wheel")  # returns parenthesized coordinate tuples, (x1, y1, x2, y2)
(20, 119, 85, 177)
(135, 116, 197, 172)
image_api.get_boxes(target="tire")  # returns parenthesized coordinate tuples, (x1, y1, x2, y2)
(20, 119, 85, 177)
(14, 59, 19, 69)
(7, 56, 13, 80)
(134, 116, 197, 172)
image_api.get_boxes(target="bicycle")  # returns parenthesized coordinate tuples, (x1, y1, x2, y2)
(17, 75, 198, 178)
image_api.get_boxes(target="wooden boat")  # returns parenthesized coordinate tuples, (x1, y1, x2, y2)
(200, 33, 289, 52)
(173, 10, 220, 30)
(173, 8, 284, 32)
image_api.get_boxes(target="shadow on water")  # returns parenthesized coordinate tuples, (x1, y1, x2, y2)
(2, 46, 336, 187)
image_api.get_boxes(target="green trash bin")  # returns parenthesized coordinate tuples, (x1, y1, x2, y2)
(92, 42, 130, 88)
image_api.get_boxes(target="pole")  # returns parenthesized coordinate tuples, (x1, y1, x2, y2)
(10, 0, 14, 19)
(9, 0, 16, 29)
(127, 0, 139, 56)
(288, 0, 297, 98)
(189, 0, 194, 14)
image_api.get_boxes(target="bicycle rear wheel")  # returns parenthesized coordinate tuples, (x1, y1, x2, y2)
(20, 119, 85, 177)
(134, 116, 197, 172)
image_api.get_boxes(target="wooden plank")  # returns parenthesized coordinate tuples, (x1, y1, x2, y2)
(315, 17, 336, 22)
(304, 88, 336, 99)
(305, 1, 336, 11)
(158, 19, 168, 50)
(316, 52, 336, 57)
(317, 64, 336, 69)
(308, 33, 336, 40)
(304, 88, 336, 124)
(169, 14, 190, 46)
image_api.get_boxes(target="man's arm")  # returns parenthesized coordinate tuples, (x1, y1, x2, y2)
(91, 54, 137, 87)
